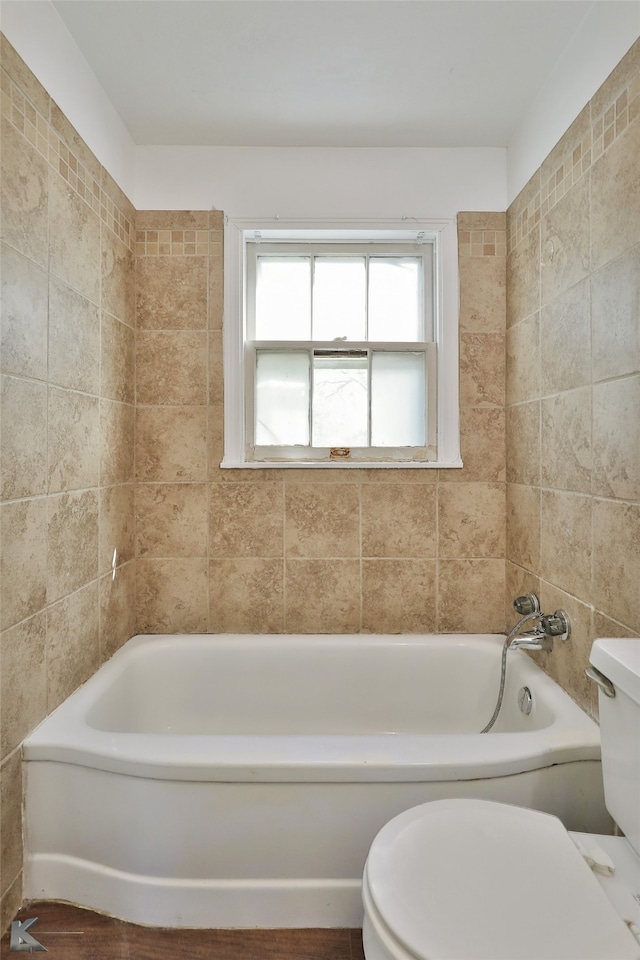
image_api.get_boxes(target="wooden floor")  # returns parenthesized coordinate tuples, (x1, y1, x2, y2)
(1, 902, 365, 959)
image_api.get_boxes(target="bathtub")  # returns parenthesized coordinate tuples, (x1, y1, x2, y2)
(23, 633, 608, 928)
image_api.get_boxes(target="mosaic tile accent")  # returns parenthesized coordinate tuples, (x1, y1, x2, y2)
(458, 229, 507, 258)
(0, 64, 134, 251)
(508, 41, 640, 253)
(135, 229, 211, 256)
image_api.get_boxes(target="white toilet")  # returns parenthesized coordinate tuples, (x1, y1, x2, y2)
(362, 638, 640, 960)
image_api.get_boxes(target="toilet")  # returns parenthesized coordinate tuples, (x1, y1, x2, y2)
(362, 638, 640, 960)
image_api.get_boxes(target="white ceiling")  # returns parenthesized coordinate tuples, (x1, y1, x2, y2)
(52, 0, 596, 149)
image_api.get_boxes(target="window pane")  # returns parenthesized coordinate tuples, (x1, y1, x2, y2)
(368, 258, 421, 342)
(371, 352, 426, 446)
(255, 352, 309, 445)
(256, 258, 311, 340)
(312, 354, 368, 447)
(312, 258, 366, 341)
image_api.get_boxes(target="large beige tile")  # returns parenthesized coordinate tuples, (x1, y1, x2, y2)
(450, 407, 505, 483)
(591, 244, 640, 382)
(101, 230, 135, 326)
(540, 176, 590, 307)
(49, 278, 101, 394)
(100, 400, 134, 486)
(0, 375, 47, 500)
(0, 243, 48, 379)
(458, 255, 506, 333)
(591, 111, 640, 272)
(284, 559, 361, 633)
(0, 612, 46, 758)
(541, 388, 592, 494)
(506, 484, 540, 572)
(0, 873, 21, 940)
(593, 499, 640, 633)
(459, 333, 505, 406)
(136, 558, 209, 633)
(136, 483, 208, 558)
(101, 313, 135, 404)
(47, 387, 100, 494)
(540, 490, 592, 600)
(506, 314, 540, 404)
(438, 483, 505, 558)
(0, 751, 22, 894)
(136, 330, 207, 405)
(209, 482, 283, 557)
(438, 559, 505, 633)
(592, 376, 640, 501)
(0, 116, 48, 266)
(361, 559, 436, 633)
(46, 581, 100, 711)
(99, 483, 134, 576)
(0, 498, 47, 630)
(209, 558, 284, 633)
(538, 581, 593, 713)
(136, 256, 208, 330)
(505, 561, 540, 631)
(362, 483, 436, 557)
(99, 563, 136, 661)
(506, 402, 540, 486)
(209, 330, 224, 405)
(48, 173, 101, 304)
(47, 490, 99, 603)
(135, 405, 207, 482)
(209, 249, 224, 330)
(285, 483, 360, 558)
(506, 225, 540, 327)
(540, 277, 591, 394)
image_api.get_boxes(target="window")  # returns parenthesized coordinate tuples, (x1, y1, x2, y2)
(223, 221, 461, 469)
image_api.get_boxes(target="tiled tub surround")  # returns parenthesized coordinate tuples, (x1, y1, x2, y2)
(506, 37, 640, 718)
(134, 211, 507, 638)
(0, 38, 136, 929)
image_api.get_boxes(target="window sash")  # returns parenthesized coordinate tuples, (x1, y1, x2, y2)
(246, 341, 437, 462)
(246, 241, 434, 343)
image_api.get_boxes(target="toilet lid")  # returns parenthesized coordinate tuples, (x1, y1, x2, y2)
(365, 799, 640, 960)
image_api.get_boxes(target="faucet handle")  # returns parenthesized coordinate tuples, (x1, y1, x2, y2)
(513, 593, 540, 616)
(540, 610, 570, 641)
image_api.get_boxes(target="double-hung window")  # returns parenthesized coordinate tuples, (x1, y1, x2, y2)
(223, 221, 460, 468)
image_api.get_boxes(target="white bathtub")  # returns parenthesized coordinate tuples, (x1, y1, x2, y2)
(23, 633, 608, 928)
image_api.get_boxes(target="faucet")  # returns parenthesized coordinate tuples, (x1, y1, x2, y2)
(506, 596, 571, 653)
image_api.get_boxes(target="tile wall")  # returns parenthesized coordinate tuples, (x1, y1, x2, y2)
(0, 38, 136, 928)
(134, 212, 506, 637)
(506, 38, 640, 715)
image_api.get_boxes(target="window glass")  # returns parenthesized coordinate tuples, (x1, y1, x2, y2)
(255, 351, 310, 445)
(255, 258, 311, 340)
(368, 258, 421, 341)
(312, 352, 368, 447)
(312, 257, 366, 341)
(371, 352, 426, 446)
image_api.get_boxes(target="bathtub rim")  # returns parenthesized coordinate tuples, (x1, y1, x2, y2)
(22, 633, 601, 783)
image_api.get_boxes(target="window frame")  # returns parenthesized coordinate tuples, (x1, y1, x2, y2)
(222, 218, 461, 469)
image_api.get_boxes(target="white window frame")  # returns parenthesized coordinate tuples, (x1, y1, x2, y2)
(222, 218, 461, 469)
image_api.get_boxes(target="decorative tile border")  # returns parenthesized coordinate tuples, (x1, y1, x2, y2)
(508, 50, 640, 253)
(1, 64, 135, 251)
(458, 229, 507, 259)
(135, 229, 211, 256)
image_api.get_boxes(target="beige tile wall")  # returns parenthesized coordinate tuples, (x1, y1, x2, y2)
(506, 37, 640, 717)
(0, 38, 136, 928)
(134, 212, 507, 639)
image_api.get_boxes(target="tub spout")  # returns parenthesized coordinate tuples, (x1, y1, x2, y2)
(508, 629, 553, 653)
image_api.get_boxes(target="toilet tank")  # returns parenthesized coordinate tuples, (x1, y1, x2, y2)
(590, 638, 640, 856)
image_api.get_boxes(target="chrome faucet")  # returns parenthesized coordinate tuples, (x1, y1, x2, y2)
(507, 596, 571, 653)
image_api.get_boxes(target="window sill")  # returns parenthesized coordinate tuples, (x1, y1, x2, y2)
(220, 459, 463, 470)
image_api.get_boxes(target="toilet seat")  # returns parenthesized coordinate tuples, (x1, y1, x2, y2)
(363, 799, 640, 960)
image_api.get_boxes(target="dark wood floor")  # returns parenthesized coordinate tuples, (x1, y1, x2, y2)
(1, 902, 365, 960)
